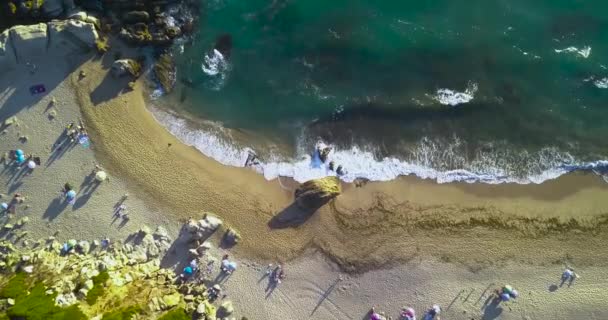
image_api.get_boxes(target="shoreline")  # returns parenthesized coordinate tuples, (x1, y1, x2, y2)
(151, 88, 608, 185)
(73, 54, 608, 272)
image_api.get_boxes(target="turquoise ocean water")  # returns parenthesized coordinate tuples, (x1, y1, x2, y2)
(156, 0, 608, 183)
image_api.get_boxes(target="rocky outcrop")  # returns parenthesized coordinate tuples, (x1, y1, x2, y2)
(47, 20, 99, 52)
(0, 30, 17, 73)
(123, 11, 150, 24)
(154, 53, 176, 93)
(0, 221, 235, 318)
(111, 59, 141, 78)
(0, 20, 98, 71)
(9, 23, 48, 63)
(183, 213, 223, 241)
(294, 177, 341, 210)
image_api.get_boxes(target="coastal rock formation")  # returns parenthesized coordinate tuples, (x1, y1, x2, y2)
(0, 222, 230, 319)
(111, 59, 141, 78)
(47, 20, 99, 52)
(9, 23, 48, 63)
(0, 20, 98, 71)
(294, 176, 341, 210)
(154, 53, 176, 93)
(0, 30, 17, 72)
(184, 213, 223, 241)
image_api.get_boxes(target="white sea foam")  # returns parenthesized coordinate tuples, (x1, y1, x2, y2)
(152, 109, 249, 167)
(151, 108, 608, 185)
(201, 49, 230, 90)
(594, 78, 608, 89)
(430, 82, 477, 106)
(554, 46, 591, 58)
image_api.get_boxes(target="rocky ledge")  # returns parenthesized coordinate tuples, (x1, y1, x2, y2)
(0, 18, 98, 72)
(0, 218, 242, 320)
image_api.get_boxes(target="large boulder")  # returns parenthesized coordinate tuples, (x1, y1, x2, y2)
(111, 59, 141, 78)
(64, 20, 98, 47)
(294, 177, 341, 210)
(0, 30, 17, 72)
(47, 21, 98, 53)
(9, 23, 48, 63)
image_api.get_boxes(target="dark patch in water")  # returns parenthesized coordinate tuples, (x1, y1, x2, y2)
(214, 34, 233, 58)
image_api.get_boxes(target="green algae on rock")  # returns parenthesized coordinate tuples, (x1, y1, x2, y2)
(101, 305, 142, 320)
(158, 307, 190, 320)
(85, 270, 109, 305)
(294, 177, 341, 210)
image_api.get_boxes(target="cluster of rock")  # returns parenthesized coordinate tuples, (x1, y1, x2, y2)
(0, 18, 98, 72)
(0, 223, 227, 319)
(184, 213, 241, 248)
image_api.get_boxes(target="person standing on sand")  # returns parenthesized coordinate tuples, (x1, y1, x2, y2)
(423, 305, 440, 320)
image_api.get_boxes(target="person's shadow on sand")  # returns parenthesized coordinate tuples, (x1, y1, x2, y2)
(268, 202, 318, 228)
(72, 174, 102, 210)
(481, 297, 503, 320)
(43, 197, 69, 221)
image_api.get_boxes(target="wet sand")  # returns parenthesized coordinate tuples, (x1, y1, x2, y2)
(73, 56, 608, 273)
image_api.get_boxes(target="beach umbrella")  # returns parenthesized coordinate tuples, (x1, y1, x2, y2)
(95, 171, 107, 182)
(183, 266, 193, 275)
(27, 160, 36, 169)
(500, 292, 511, 302)
(66, 190, 76, 199)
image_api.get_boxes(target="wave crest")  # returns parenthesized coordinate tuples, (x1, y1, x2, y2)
(151, 109, 608, 184)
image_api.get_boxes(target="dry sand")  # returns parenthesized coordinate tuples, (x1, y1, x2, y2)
(0, 54, 181, 244)
(1, 43, 608, 319)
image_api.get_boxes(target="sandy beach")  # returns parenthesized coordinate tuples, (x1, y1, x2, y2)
(1, 36, 608, 319)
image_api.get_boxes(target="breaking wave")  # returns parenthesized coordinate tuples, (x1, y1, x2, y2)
(430, 82, 478, 106)
(201, 49, 230, 90)
(554, 46, 592, 58)
(150, 108, 608, 184)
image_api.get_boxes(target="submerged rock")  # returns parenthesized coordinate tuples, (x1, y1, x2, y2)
(153, 54, 176, 94)
(294, 177, 341, 210)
